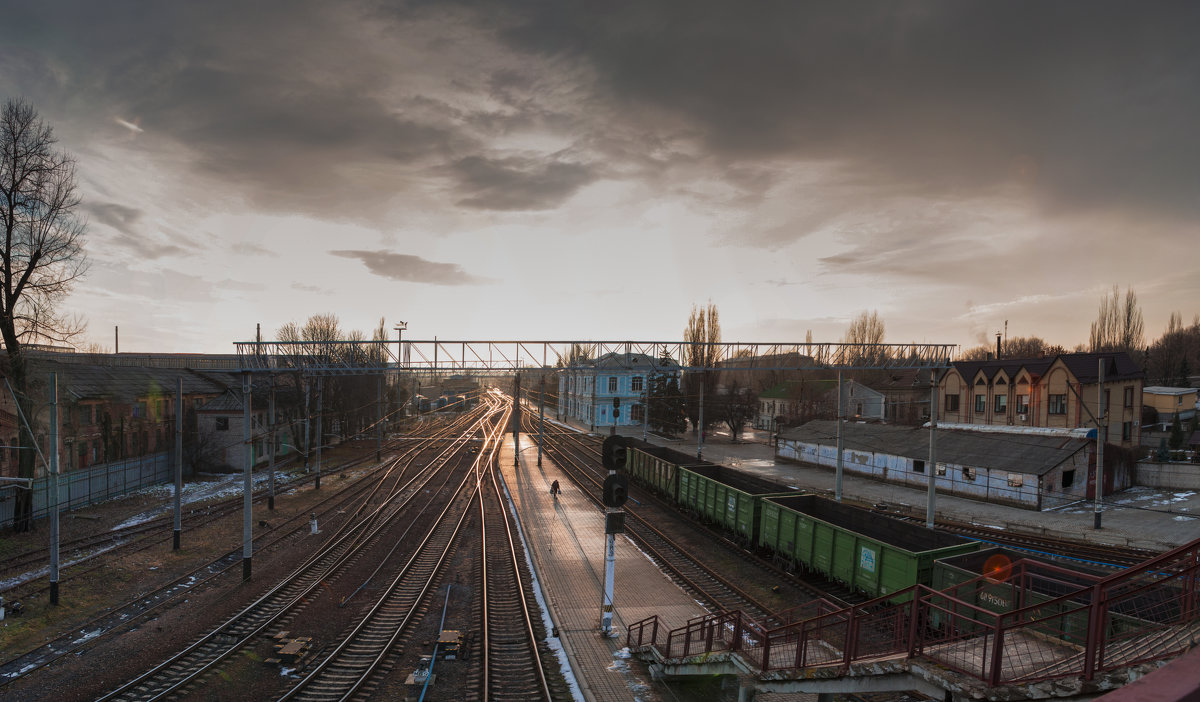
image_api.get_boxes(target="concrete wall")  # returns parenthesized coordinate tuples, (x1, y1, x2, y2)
(1134, 461, 1200, 490)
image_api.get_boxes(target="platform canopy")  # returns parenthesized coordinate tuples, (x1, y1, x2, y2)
(232, 340, 957, 375)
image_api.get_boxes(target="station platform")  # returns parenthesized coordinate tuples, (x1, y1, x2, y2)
(591, 423, 1200, 554)
(498, 434, 708, 702)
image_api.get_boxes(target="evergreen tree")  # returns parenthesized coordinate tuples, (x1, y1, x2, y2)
(1169, 413, 1185, 450)
(648, 353, 686, 437)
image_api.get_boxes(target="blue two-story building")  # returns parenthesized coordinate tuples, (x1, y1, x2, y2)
(557, 352, 680, 429)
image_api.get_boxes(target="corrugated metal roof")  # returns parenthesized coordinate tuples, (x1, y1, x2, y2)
(22, 358, 247, 403)
(779, 419, 1089, 476)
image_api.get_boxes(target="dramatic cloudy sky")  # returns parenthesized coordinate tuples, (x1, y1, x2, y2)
(2, 1, 1197, 353)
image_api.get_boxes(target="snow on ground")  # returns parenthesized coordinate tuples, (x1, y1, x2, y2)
(112, 470, 301, 530)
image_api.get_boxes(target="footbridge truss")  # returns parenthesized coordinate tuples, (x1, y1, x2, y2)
(233, 340, 957, 375)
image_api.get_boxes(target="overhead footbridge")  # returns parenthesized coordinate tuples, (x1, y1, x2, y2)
(626, 538, 1200, 701)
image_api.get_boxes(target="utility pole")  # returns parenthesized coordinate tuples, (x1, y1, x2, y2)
(49, 373, 60, 605)
(315, 376, 323, 490)
(174, 377, 183, 548)
(926, 369, 940, 529)
(242, 372, 253, 580)
(268, 377, 276, 510)
(376, 375, 383, 463)
(1094, 359, 1106, 529)
(835, 370, 844, 502)
(303, 377, 311, 469)
(513, 373, 520, 467)
(538, 375, 545, 467)
(697, 371, 705, 459)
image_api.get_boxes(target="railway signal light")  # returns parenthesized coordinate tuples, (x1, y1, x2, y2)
(601, 435, 628, 471)
(602, 474, 629, 508)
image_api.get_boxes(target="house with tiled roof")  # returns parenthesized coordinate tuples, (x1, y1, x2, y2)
(938, 352, 1143, 449)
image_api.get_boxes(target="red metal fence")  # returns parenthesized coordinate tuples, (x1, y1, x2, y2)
(626, 538, 1200, 689)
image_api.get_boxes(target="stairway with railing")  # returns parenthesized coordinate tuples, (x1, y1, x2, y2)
(627, 538, 1200, 693)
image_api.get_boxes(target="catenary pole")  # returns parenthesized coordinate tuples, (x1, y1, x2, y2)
(538, 375, 544, 467)
(697, 371, 705, 459)
(242, 372, 253, 580)
(174, 376, 182, 549)
(835, 370, 844, 502)
(376, 375, 383, 463)
(49, 373, 60, 605)
(1094, 359, 1106, 529)
(316, 376, 323, 490)
(268, 376, 276, 511)
(926, 369, 940, 528)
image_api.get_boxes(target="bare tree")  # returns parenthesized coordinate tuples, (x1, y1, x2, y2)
(0, 99, 89, 531)
(1089, 285, 1144, 357)
(843, 310, 886, 365)
(683, 302, 721, 432)
(716, 382, 758, 442)
(958, 335, 1065, 361)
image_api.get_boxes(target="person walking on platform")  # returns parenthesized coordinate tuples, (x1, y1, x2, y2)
(550, 479, 560, 499)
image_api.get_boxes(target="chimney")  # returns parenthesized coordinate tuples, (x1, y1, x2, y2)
(996, 332, 1002, 360)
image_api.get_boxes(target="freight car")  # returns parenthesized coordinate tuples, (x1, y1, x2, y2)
(758, 495, 979, 600)
(622, 438, 792, 544)
(616, 436, 979, 600)
(929, 547, 1156, 644)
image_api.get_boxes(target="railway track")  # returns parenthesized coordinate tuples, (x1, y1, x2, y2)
(90, 404, 499, 702)
(476, 414, 563, 702)
(280, 395, 513, 701)
(888, 511, 1156, 569)
(527, 418, 834, 626)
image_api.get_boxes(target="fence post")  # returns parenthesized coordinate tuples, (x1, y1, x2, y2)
(844, 609, 857, 668)
(989, 614, 1005, 687)
(907, 588, 924, 658)
(1084, 582, 1104, 680)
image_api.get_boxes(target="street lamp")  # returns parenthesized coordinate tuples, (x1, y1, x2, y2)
(394, 321, 408, 365)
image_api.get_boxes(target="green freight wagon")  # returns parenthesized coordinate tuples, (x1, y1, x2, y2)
(624, 439, 684, 498)
(758, 494, 979, 600)
(676, 464, 794, 544)
(929, 548, 1140, 644)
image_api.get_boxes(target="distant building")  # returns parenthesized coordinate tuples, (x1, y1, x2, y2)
(558, 353, 680, 429)
(1143, 386, 1198, 430)
(937, 352, 1144, 449)
(875, 368, 934, 425)
(778, 420, 1095, 511)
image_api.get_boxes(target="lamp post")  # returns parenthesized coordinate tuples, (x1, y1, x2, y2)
(393, 321, 408, 364)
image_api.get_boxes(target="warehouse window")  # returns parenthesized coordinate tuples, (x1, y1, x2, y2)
(1048, 394, 1067, 415)
(994, 395, 1007, 413)
(945, 394, 960, 412)
(608, 377, 617, 393)
(975, 394, 986, 413)
(1007, 474, 1023, 487)
(631, 376, 643, 392)
(936, 464, 947, 476)
(216, 417, 229, 431)
(913, 460, 925, 473)
(1062, 470, 1075, 488)
(961, 467, 975, 481)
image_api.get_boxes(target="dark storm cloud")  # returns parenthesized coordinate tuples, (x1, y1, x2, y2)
(458, 0, 1200, 219)
(83, 202, 142, 231)
(450, 155, 597, 210)
(82, 201, 194, 260)
(330, 250, 493, 285)
(6, 1, 1199, 234)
